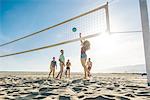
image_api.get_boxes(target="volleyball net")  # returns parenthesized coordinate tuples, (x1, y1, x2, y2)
(0, 3, 108, 57)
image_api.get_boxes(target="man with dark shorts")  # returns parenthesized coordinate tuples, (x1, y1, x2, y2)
(86, 58, 92, 77)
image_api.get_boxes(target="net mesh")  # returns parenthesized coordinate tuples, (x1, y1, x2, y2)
(0, 6, 107, 71)
(0, 7, 106, 56)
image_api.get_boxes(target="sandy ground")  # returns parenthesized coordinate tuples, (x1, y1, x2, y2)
(0, 72, 149, 100)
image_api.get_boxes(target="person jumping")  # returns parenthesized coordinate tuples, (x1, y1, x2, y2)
(79, 33, 90, 79)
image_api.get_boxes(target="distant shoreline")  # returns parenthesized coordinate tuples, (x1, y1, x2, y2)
(0, 71, 146, 75)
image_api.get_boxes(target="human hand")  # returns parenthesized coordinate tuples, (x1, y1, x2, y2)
(79, 33, 82, 37)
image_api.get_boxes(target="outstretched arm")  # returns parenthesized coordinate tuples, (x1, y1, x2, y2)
(79, 33, 83, 45)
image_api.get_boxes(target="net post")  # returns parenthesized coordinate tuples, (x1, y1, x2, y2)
(105, 2, 110, 34)
(139, 0, 150, 86)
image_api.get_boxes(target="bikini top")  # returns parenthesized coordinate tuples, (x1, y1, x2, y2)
(81, 47, 86, 54)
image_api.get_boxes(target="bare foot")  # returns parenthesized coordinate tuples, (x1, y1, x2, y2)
(55, 78, 60, 80)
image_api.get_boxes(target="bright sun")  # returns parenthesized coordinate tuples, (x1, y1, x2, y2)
(90, 32, 119, 54)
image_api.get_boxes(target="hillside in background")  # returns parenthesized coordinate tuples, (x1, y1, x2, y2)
(101, 64, 146, 73)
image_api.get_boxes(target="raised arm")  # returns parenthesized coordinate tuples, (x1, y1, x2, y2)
(79, 33, 83, 45)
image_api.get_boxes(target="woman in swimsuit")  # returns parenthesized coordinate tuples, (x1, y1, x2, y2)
(79, 33, 90, 79)
(65, 59, 71, 78)
(47, 57, 57, 79)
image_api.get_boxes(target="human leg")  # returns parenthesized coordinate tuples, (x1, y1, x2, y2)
(81, 58, 87, 79)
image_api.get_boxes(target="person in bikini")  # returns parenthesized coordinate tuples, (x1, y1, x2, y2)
(47, 57, 57, 79)
(65, 59, 71, 78)
(79, 33, 90, 79)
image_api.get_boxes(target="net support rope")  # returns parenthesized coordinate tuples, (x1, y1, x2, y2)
(0, 33, 100, 57)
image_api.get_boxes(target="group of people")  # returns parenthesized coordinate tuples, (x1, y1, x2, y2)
(47, 50, 71, 79)
(48, 33, 92, 80)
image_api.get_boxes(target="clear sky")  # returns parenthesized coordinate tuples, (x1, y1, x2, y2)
(0, 0, 150, 72)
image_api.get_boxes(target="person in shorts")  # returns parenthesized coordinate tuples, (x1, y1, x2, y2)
(86, 58, 92, 77)
(48, 57, 57, 79)
(65, 59, 71, 78)
(56, 50, 65, 79)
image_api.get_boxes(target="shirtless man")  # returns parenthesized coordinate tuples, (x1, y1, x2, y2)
(86, 58, 92, 77)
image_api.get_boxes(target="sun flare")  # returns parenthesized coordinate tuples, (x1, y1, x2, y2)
(90, 33, 119, 54)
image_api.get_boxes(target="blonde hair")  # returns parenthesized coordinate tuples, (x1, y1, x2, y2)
(83, 40, 90, 50)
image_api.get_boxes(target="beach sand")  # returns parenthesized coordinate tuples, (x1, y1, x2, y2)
(0, 72, 149, 100)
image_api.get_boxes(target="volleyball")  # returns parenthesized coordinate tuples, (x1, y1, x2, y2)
(72, 27, 77, 32)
